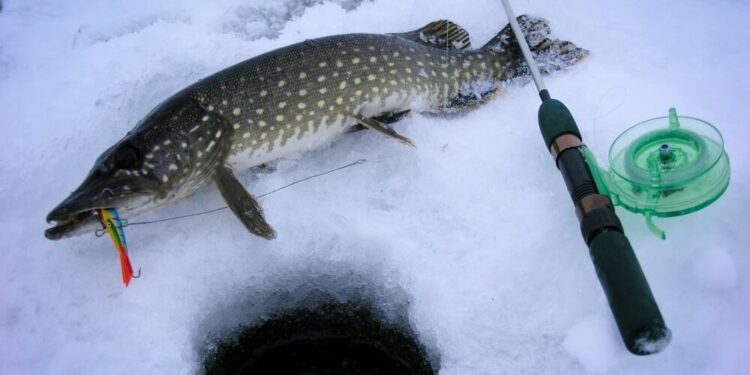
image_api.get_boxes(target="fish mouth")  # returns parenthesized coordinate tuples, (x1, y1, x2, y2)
(45, 175, 130, 240)
(46, 187, 104, 226)
(45, 208, 102, 240)
(46, 184, 113, 240)
(46, 187, 152, 240)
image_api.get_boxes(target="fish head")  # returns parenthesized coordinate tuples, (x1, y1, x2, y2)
(44, 98, 218, 240)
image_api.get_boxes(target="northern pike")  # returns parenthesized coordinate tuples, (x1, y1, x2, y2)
(45, 15, 587, 239)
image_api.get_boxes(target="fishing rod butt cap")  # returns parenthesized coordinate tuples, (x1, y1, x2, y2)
(626, 322, 672, 355)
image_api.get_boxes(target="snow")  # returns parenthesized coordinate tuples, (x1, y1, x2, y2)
(692, 246, 739, 290)
(562, 314, 624, 373)
(1, 0, 749, 374)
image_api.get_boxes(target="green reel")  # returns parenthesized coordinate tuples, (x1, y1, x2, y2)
(584, 108, 730, 239)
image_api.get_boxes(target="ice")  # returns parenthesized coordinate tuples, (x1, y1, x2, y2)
(1, 0, 749, 374)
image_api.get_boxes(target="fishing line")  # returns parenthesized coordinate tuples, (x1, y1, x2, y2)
(116, 159, 367, 229)
(590, 86, 628, 148)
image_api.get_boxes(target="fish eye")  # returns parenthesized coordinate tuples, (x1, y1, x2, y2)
(115, 145, 141, 170)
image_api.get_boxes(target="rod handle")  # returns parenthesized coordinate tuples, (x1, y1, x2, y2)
(538, 99, 582, 150)
(588, 230, 672, 354)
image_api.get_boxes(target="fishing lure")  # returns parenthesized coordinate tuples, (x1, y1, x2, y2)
(95, 208, 137, 286)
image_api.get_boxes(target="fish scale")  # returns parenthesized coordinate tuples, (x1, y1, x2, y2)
(192, 34, 504, 166)
(46, 15, 588, 240)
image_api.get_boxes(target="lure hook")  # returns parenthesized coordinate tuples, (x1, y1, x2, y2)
(132, 267, 141, 279)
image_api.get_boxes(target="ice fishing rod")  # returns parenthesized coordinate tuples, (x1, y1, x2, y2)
(500, 3, 670, 353)
(501, 0, 730, 355)
(500, 2, 670, 354)
(500, 0, 730, 355)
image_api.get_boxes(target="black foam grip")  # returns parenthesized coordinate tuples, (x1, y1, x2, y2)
(580, 208, 623, 245)
(588, 230, 671, 355)
(538, 99, 582, 149)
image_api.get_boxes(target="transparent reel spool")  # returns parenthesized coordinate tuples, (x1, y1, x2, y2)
(601, 108, 730, 238)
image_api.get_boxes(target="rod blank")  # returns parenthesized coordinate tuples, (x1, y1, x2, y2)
(499, 0, 547, 94)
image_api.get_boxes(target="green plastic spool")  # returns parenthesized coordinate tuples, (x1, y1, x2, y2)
(587, 108, 730, 239)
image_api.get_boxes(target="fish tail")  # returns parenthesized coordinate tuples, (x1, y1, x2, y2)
(481, 15, 588, 79)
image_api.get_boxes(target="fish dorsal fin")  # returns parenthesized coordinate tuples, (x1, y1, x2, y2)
(392, 20, 471, 50)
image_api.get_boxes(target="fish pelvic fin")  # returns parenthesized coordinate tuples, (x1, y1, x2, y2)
(354, 114, 416, 148)
(214, 165, 276, 239)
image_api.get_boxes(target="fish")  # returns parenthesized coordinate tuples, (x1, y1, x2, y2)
(45, 15, 587, 240)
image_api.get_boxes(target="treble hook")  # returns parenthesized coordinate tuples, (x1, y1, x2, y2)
(132, 267, 142, 279)
(95, 228, 107, 237)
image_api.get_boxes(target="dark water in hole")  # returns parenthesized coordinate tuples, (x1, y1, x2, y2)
(204, 301, 437, 375)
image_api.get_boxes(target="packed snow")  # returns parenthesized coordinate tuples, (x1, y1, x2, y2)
(1, 0, 748, 373)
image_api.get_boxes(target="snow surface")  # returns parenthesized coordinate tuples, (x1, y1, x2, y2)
(1, 0, 749, 373)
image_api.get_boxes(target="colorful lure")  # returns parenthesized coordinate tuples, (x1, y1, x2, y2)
(95, 208, 136, 287)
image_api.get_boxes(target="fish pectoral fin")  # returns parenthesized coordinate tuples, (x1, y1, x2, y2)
(354, 114, 416, 148)
(391, 20, 471, 51)
(213, 165, 276, 239)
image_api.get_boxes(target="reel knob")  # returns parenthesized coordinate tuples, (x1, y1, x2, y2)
(606, 108, 730, 238)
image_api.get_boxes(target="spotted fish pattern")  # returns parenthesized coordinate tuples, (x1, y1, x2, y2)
(45, 15, 587, 240)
